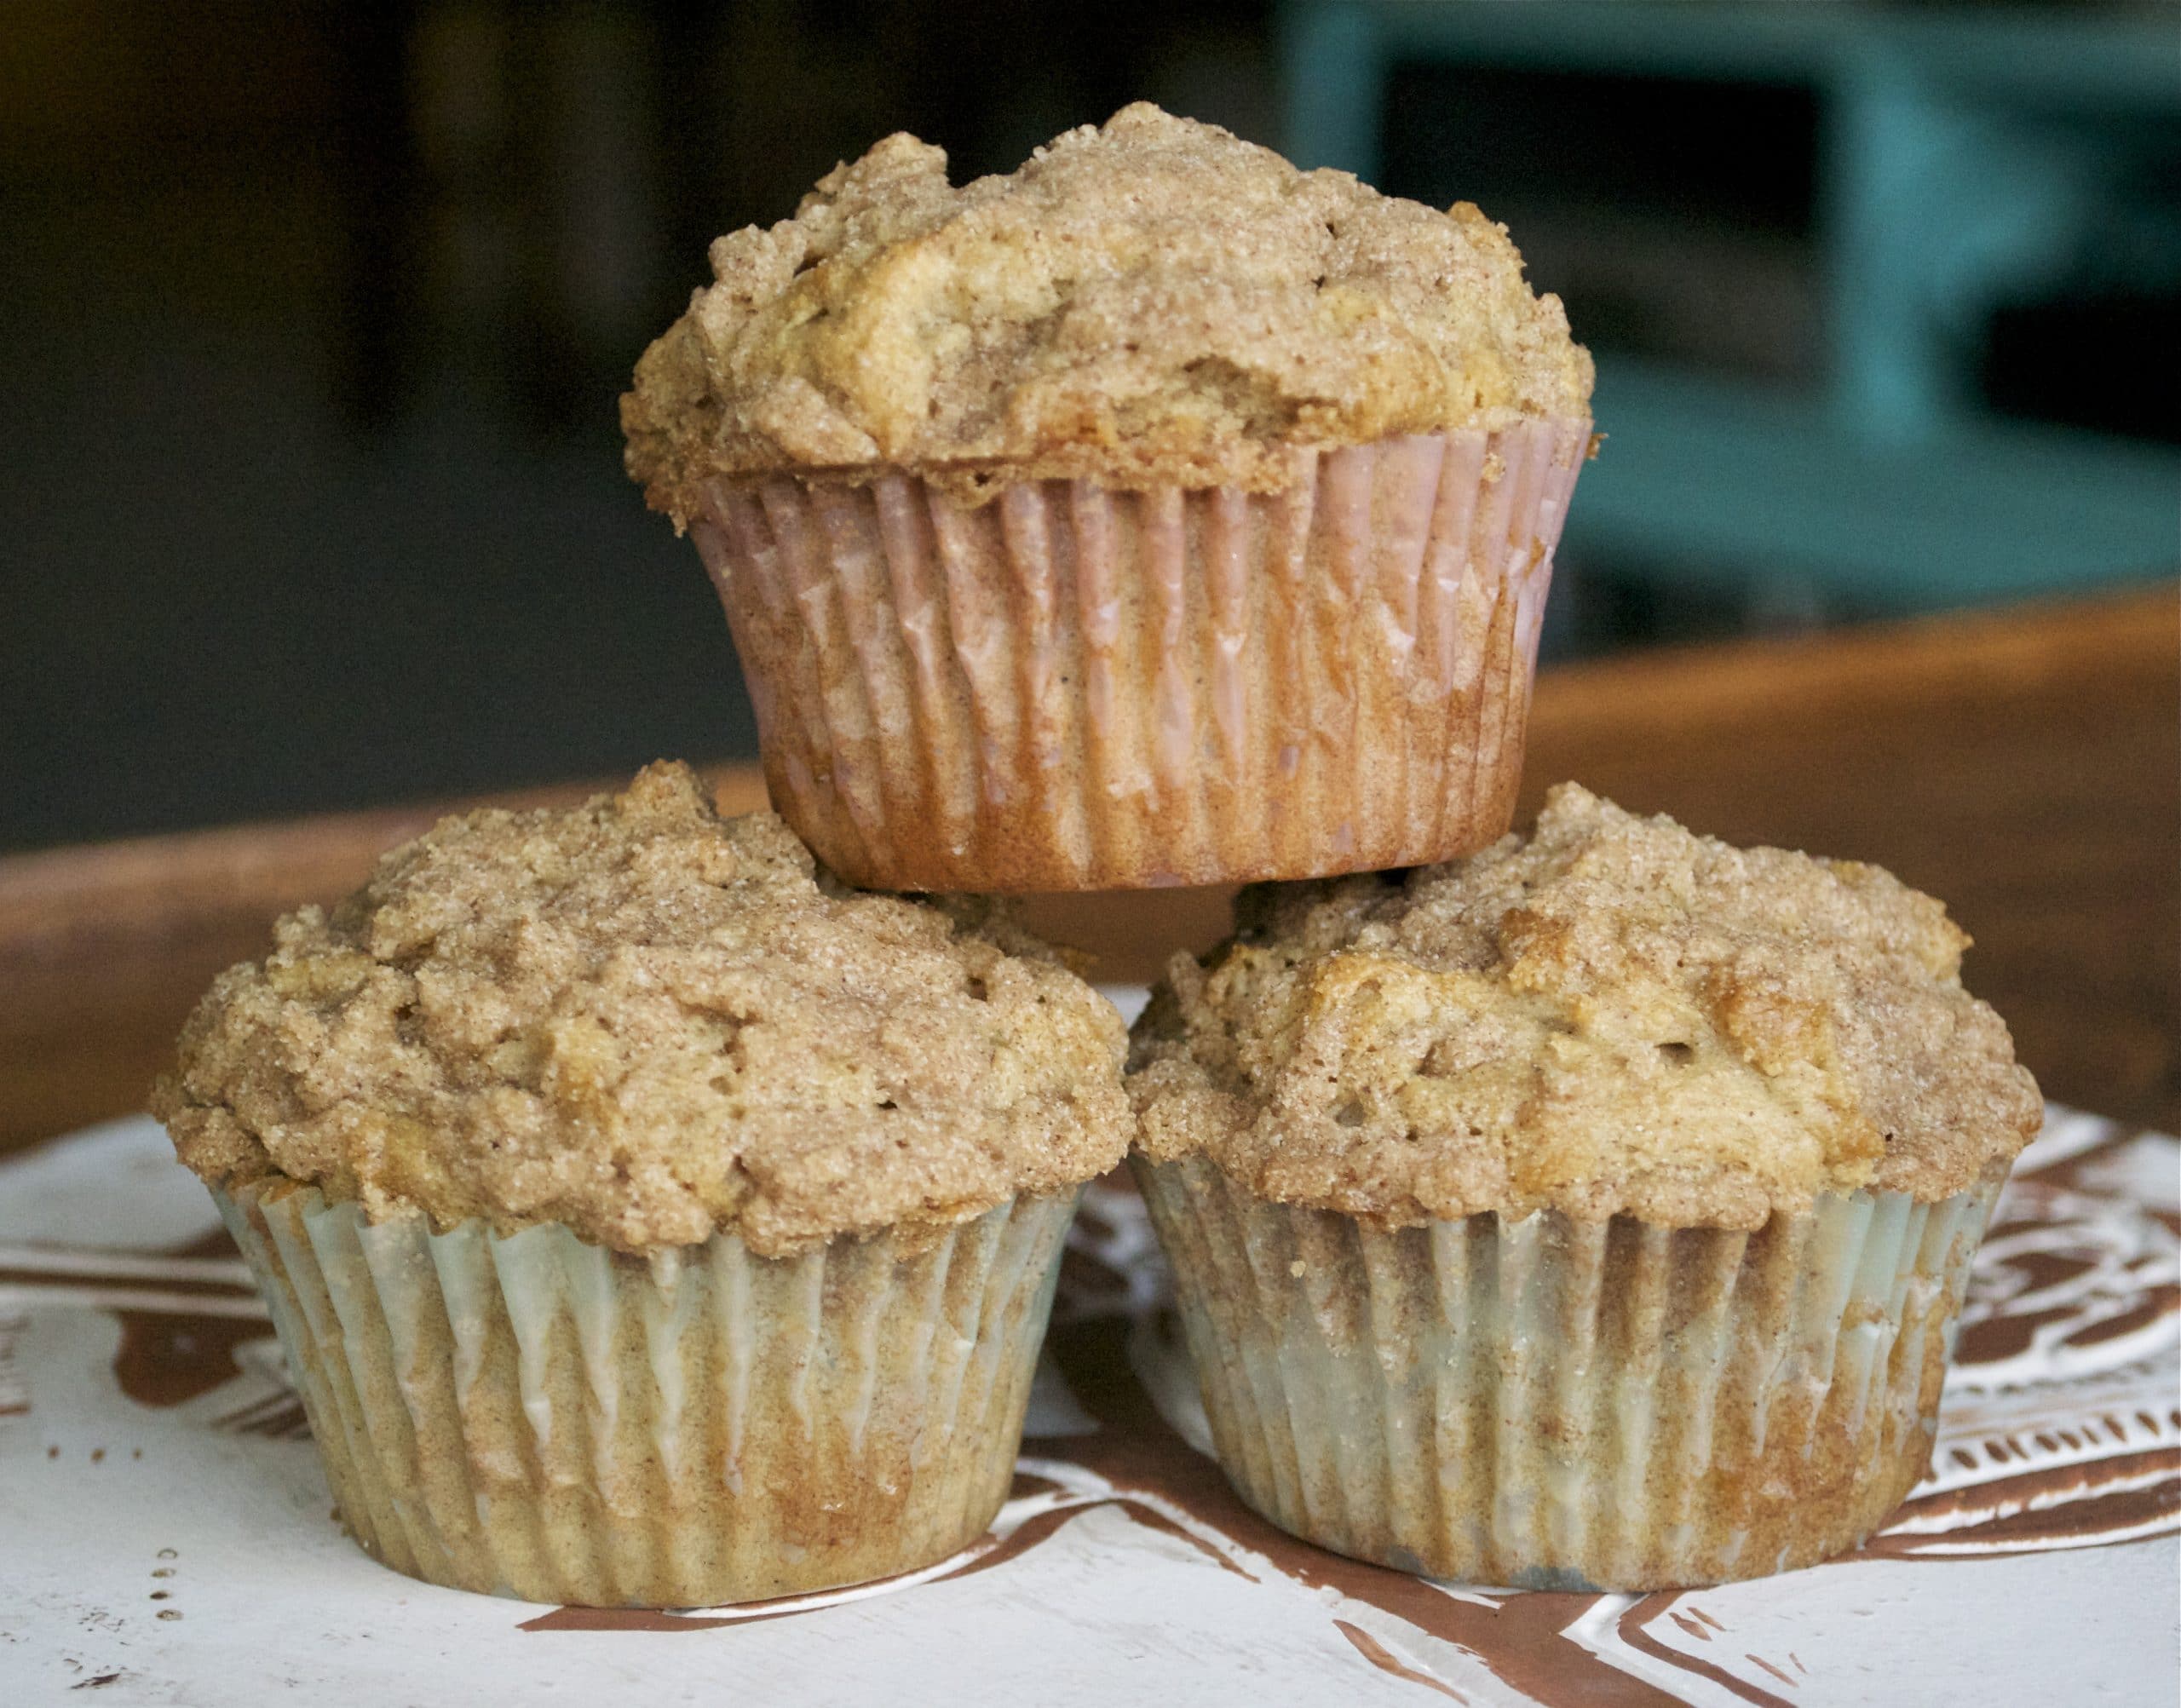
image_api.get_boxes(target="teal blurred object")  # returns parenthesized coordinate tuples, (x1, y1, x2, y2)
(1280, 0, 2181, 612)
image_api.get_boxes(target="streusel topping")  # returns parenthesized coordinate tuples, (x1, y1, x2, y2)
(1130, 785, 2040, 1229)
(623, 102, 1591, 517)
(155, 763, 1129, 1256)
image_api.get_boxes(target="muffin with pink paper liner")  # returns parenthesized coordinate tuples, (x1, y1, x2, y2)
(152, 762, 1129, 1607)
(622, 103, 1593, 893)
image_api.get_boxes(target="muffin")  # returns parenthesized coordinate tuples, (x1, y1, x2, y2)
(1127, 785, 2042, 1589)
(151, 762, 1129, 1607)
(622, 103, 1593, 893)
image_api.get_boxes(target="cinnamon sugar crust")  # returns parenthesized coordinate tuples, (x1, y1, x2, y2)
(1129, 785, 2041, 1229)
(622, 102, 1592, 519)
(154, 763, 1129, 1257)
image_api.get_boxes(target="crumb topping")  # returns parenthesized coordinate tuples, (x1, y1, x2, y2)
(154, 763, 1129, 1256)
(622, 102, 1592, 517)
(1130, 785, 2040, 1228)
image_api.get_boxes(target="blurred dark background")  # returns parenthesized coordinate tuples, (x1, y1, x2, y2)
(4, 0, 2176, 852)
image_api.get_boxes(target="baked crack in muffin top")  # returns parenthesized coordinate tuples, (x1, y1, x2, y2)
(623, 101, 1592, 518)
(154, 762, 1129, 1256)
(1130, 785, 2041, 1229)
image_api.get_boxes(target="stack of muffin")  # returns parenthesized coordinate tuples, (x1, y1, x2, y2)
(154, 106, 2041, 1608)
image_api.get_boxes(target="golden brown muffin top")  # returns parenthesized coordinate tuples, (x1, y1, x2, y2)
(622, 102, 1592, 518)
(1130, 785, 2040, 1229)
(153, 763, 1129, 1257)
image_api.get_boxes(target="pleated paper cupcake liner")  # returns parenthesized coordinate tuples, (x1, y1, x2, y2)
(215, 1178, 1076, 1607)
(1134, 1153, 2006, 1590)
(689, 418, 1590, 892)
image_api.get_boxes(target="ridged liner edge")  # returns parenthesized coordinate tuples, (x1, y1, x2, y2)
(690, 420, 1589, 891)
(1133, 1153, 2004, 1590)
(215, 1180, 1076, 1607)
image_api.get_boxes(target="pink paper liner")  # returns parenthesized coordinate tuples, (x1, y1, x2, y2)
(692, 420, 1589, 892)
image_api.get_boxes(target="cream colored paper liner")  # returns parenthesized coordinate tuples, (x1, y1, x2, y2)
(215, 1180, 1076, 1607)
(689, 418, 1589, 892)
(1135, 1154, 2005, 1590)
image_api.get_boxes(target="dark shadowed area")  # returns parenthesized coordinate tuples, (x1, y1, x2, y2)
(4, 1, 2173, 849)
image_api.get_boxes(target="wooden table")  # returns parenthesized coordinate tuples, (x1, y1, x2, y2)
(3, 584, 2173, 1154)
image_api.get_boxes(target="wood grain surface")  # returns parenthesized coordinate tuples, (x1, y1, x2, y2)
(3, 584, 2173, 1153)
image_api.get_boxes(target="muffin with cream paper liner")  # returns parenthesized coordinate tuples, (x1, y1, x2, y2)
(622, 103, 1593, 893)
(1127, 785, 2043, 1590)
(152, 762, 1129, 1608)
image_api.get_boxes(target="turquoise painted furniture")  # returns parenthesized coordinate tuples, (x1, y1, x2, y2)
(1281, 1, 2180, 611)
